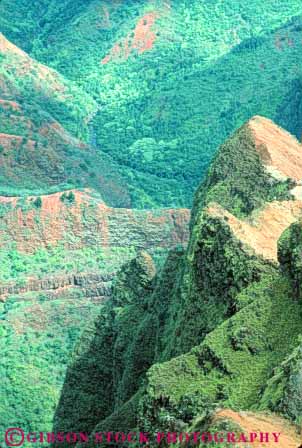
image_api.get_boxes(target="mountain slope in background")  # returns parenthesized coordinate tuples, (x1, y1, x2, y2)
(0, 33, 95, 140)
(0, 33, 135, 205)
(53, 117, 302, 446)
(1, 2, 302, 206)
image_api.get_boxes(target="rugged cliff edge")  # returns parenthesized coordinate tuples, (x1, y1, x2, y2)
(54, 116, 302, 446)
(0, 189, 189, 439)
(0, 189, 189, 253)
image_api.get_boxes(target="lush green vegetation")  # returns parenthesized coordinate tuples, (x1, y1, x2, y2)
(0, 89, 131, 206)
(0, 243, 168, 444)
(0, 186, 176, 440)
(0, 242, 168, 283)
(1, 1, 302, 207)
(0, 291, 100, 439)
(0, 246, 133, 281)
(0, 243, 131, 443)
(53, 118, 302, 446)
(139, 275, 302, 430)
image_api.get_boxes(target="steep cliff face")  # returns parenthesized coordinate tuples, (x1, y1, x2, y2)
(0, 189, 189, 441)
(0, 272, 114, 303)
(258, 221, 302, 424)
(54, 117, 302, 446)
(278, 220, 302, 299)
(161, 116, 302, 359)
(0, 189, 189, 253)
(54, 252, 157, 437)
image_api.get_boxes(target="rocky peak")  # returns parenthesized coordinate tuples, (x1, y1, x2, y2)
(206, 200, 302, 263)
(192, 117, 302, 264)
(248, 115, 302, 182)
(192, 116, 298, 226)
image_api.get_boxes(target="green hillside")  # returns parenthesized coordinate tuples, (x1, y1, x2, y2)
(0, 34, 132, 205)
(1, 1, 302, 207)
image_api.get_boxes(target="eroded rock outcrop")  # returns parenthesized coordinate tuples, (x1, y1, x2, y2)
(0, 190, 190, 253)
(0, 272, 114, 303)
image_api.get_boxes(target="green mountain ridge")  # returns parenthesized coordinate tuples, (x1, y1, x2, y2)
(53, 116, 302, 447)
(1, 2, 302, 447)
(1, 2, 302, 207)
(0, 33, 133, 205)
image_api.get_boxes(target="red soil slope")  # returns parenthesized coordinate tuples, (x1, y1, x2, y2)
(101, 11, 161, 64)
(207, 200, 302, 263)
(204, 117, 302, 263)
(248, 116, 302, 182)
(0, 190, 190, 253)
(213, 409, 301, 448)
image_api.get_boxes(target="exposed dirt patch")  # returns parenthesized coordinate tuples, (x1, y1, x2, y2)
(248, 116, 302, 182)
(0, 133, 36, 152)
(0, 99, 20, 111)
(207, 200, 302, 262)
(0, 33, 26, 57)
(132, 12, 160, 54)
(213, 409, 301, 448)
(0, 33, 65, 95)
(101, 11, 160, 64)
(0, 133, 23, 144)
(0, 196, 17, 205)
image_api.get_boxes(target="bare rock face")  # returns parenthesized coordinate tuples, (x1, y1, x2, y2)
(0, 189, 190, 253)
(249, 115, 302, 182)
(206, 200, 302, 263)
(0, 272, 114, 303)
